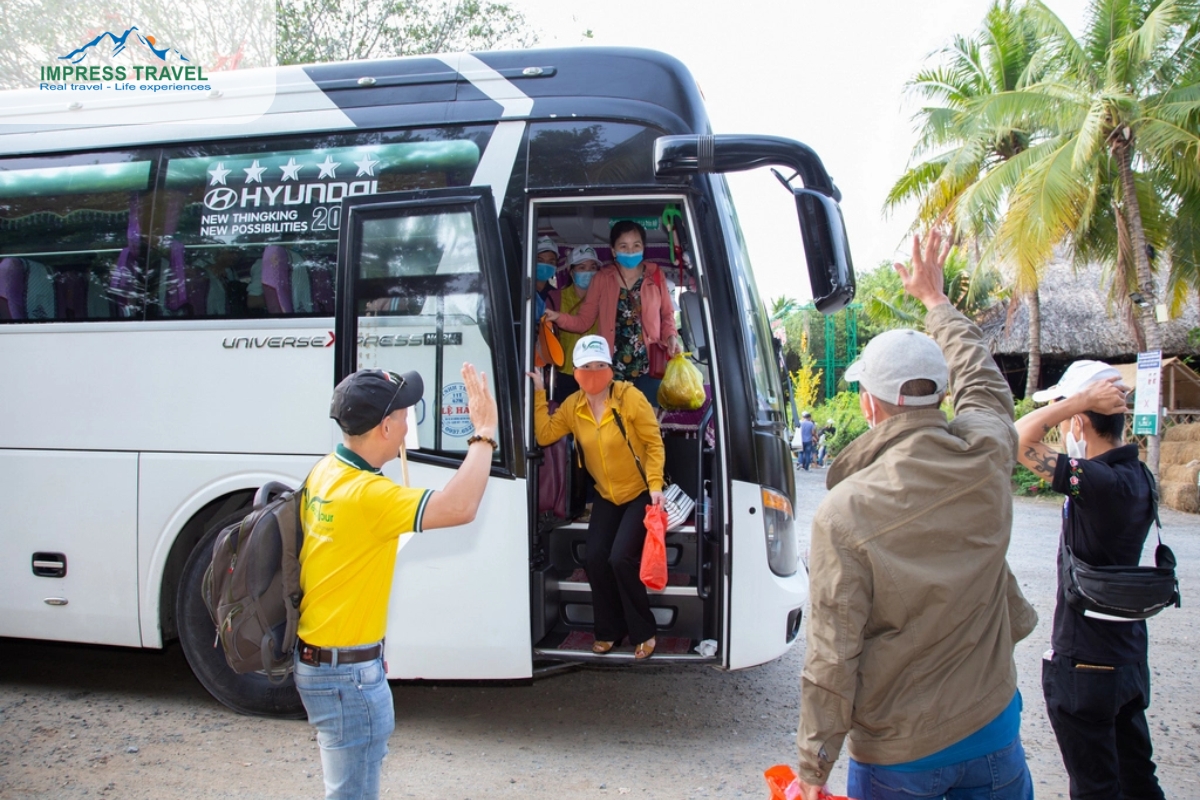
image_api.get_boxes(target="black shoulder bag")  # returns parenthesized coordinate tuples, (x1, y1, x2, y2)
(1060, 465, 1181, 621)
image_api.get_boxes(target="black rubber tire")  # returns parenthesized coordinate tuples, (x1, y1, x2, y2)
(176, 520, 307, 719)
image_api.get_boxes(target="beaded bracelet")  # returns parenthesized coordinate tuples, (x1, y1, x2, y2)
(467, 434, 499, 451)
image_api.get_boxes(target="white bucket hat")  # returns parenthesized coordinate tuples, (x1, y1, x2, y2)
(1031, 360, 1124, 403)
(844, 328, 948, 406)
(536, 235, 559, 255)
(572, 334, 612, 368)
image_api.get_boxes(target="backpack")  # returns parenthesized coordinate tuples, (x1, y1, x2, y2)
(202, 480, 305, 680)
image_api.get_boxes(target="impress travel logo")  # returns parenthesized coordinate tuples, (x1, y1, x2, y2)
(39, 26, 210, 93)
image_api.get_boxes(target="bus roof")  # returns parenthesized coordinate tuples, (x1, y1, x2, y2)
(0, 47, 711, 157)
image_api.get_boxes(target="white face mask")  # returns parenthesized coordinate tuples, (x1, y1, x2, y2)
(865, 394, 878, 430)
(1064, 418, 1087, 459)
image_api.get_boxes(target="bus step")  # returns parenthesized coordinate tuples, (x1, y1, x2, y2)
(554, 572, 698, 597)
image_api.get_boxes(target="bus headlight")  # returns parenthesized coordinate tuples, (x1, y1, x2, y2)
(761, 487, 798, 577)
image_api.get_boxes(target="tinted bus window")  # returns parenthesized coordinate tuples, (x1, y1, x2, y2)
(527, 121, 664, 188)
(151, 127, 490, 319)
(0, 155, 154, 322)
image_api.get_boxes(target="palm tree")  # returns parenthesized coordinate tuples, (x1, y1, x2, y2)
(861, 248, 1004, 331)
(964, 0, 1200, 474)
(885, 0, 1048, 397)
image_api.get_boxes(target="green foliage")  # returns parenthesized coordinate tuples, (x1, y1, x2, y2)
(859, 248, 1004, 332)
(277, 0, 536, 65)
(809, 392, 868, 458)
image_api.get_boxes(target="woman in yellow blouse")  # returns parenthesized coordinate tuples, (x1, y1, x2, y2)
(528, 335, 665, 659)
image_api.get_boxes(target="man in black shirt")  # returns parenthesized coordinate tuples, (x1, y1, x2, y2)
(1016, 360, 1165, 800)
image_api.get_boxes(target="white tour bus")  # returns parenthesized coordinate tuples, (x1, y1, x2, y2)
(0, 48, 855, 717)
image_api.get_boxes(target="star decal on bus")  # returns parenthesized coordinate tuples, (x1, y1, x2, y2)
(354, 154, 380, 177)
(242, 160, 267, 183)
(207, 162, 231, 186)
(279, 157, 303, 181)
(316, 156, 341, 178)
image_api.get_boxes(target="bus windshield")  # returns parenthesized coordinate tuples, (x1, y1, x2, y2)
(712, 174, 786, 422)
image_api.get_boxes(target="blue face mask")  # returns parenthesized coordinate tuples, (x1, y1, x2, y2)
(536, 262, 556, 282)
(614, 251, 643, 269)
(572, 270, 595, 290)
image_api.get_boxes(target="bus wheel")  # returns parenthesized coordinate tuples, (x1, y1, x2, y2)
(176, 521, 307, 719)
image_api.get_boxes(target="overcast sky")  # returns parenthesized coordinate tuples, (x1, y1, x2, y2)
(513, 0, 1092, 304)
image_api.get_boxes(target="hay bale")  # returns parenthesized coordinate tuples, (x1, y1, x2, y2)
(1160, 441, 1200, 466)
(1165, 423, 1200, 443)
(1160, 481, 1200, 514)
(1162, 464, 1200, 485)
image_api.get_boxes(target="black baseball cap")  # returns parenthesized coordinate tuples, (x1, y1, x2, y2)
(330, 369, 424, 435)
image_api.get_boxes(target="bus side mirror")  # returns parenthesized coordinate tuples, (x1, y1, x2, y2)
(654, 134, 856, 314)
(795, 188, 855, 314)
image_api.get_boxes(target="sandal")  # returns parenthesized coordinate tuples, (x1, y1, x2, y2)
(592, 640, 615, 654)
(634, 638, 656, 660)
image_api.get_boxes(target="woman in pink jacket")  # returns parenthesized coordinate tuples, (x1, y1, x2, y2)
(544, 220, 682, 403)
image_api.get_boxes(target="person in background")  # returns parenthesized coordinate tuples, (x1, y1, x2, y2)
(790, 424, 805, 469)
(798, 411, 816, 471)
(296, 364, 498, 800)
(534, 235, 559, 322)
(550, 245, 602, 402)
(1014, 362, 1164, 800)
(527, 335, 665, 660)
(796, 232, 1036, 800)
(816, 419, 836, 468)
(543, 220, 682, 404)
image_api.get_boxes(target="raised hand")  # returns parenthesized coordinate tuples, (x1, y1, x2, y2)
(461, 363, 497, 438)
(895, 231, 951, 310)
(1079, 376, 1130, 416)
(525, 370, 545, 393)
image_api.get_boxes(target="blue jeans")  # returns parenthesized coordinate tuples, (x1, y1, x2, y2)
(294, 649, 395, 800)
(847, 737, 1033, 800)
(800, 442, 815, 470)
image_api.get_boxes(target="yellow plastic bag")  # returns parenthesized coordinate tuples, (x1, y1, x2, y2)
(657, 353, 706, 410)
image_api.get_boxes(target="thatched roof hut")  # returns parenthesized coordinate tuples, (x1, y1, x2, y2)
(978, 260, 1200, 396)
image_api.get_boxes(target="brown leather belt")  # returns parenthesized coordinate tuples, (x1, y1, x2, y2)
(297, 640, 383, 667)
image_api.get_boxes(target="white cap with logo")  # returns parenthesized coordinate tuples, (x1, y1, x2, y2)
(536, 235, 559, 255)
(572, 334, 613, 368)
(1031, 360, 1124, 403)
(570, 245, 599, 266)
(844, 328, 948, 406)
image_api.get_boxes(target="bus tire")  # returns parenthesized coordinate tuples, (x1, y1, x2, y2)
(176, 521, 307, 719)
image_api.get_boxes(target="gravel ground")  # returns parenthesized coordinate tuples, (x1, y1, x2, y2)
(2, 467, 1197, 799)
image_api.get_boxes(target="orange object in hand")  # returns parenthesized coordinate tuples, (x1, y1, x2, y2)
(640, 504, 668, 591)
(535, 316, 563, 368)
(764, 765, 852, 800)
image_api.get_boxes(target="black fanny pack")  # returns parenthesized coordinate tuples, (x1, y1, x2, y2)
(1061, 465, 1181, 621)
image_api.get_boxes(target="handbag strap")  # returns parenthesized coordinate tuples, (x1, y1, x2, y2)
(1141, 463, 1162, 542)
(610, 405, 651, 492)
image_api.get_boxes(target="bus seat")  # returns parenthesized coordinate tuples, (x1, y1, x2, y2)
(261, 245, 293, 314)
(0, 257, 28, 320)
(308, 258, 334, 313)
(658, 385, 716, 447)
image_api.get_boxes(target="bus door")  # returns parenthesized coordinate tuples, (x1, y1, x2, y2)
(335, 187, 528, 679)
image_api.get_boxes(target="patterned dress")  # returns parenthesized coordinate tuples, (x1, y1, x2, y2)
(613, 275, 648, 381)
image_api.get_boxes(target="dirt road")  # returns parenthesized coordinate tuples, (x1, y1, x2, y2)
(2, 469, 1197, 799)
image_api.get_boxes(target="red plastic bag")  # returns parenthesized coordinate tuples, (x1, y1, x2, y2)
(764, 765, 852, 800)
(640, 503, 668, 591)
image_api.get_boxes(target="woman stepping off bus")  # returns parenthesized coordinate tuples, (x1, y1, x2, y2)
(528, 335, 666, 659)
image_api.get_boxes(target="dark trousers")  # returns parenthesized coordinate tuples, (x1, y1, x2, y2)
(1042, 654, 1164, 800)
(587, 492, 657, 645)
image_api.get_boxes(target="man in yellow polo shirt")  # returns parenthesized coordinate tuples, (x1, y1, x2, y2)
(296, 362, 498, 800)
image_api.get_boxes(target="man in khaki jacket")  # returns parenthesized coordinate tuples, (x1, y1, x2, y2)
(796, 233, 1037, 800)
